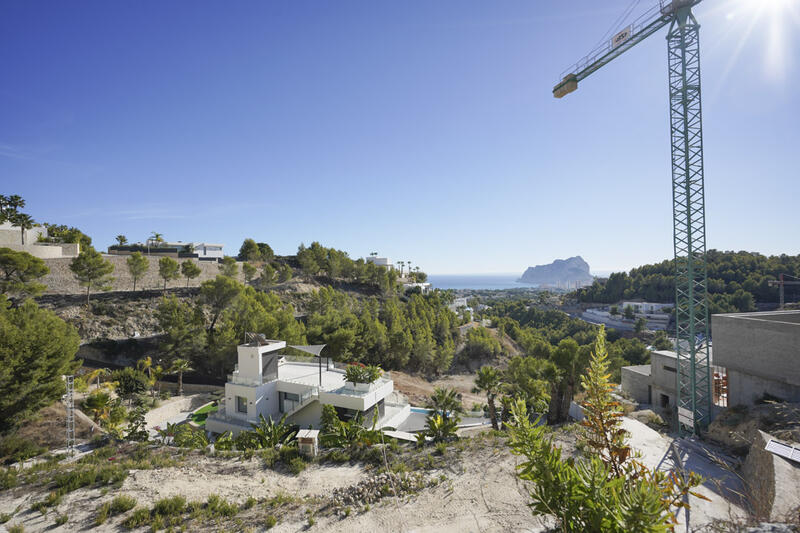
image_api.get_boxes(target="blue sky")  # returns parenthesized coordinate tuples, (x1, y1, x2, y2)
(2, 1, 798, 274)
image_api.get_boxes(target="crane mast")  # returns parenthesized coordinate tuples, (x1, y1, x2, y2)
(554, 0, 711, 434)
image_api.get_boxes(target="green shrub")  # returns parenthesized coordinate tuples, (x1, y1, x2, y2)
(95, 502, 111, 525)
(54, 464, 128, 493)
(278, 445, 299, 463)
(110, 494, 137, 514)
(0, 467, 19, 490)
(288, 456, 306, 475)
(54, 513, 68, 526)
(7, 523, 24, 533)
(435, 442, 447, 456)
(259, 448, 279, 468)
(243, 496, 257, 509)
(324, 449, 350, 463)
(265, 515, 277, 529)
(0, 513, 11, 524)
(205, 494, 238, 518)
(0, 435, 46, 464)
(122, 507, 151, 529)
(153, 495, 186, 517)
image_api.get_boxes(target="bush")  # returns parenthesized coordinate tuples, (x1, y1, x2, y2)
(153, 495, 186, 517)
(243, 496, 257, 510)
(0, 436, 46, 465)
(54, 513, 68, 526)
(110, 495, 137, 514)
(279, 445, 299, 463)
(288, 456, 306, 475)
(0, 467, 19, 490)
(122, 507, 151, 529)
(7, 524, 24, 533)
(0, 513, 10, 524)
(205, 494, 238, 518)
(259, 448, 279, 468)
(265, 515, 277, 529)
(95, 502, 111, 525)
(54, 464, 128, 493)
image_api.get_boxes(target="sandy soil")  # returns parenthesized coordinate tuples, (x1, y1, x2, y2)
(0, 421, 754, 533)
(144, 393, 212, 430)
(391, 372, 485, 409)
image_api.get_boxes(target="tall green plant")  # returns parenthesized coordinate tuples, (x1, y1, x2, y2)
(70, 248, 114, 306)
(507, 327, 707, 533)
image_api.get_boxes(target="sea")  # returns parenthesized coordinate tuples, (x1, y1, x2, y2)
(427, 274, 527, 291)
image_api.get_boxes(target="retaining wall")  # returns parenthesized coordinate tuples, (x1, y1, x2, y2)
(40, 255, 246, 294)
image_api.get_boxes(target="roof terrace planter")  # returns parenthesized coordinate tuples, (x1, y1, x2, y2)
(344, 364, 382, 392)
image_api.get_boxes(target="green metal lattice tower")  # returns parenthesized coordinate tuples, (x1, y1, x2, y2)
(553, 0, 711, 434)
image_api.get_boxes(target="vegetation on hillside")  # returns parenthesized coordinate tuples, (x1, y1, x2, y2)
(507, 327, 706, 532)
(0, 296, 81, 433)
(577, 250, 800, 312)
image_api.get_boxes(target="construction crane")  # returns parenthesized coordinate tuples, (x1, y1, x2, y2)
(768, 274, 800, 309)
(553, 0, 710, 435)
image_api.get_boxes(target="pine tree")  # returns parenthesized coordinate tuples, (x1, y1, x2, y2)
(70, 248, 115, 306)
(126, 252, 149, 291)
(0, 298, 81, 432)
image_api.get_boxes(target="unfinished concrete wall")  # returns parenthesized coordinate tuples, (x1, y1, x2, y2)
(728, 368, 800, 407)
(621, 365, 651, 404)
(713, 312, 800, 406)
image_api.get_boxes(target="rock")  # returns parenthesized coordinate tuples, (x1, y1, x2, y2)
(518, 256, 593, 286)
(741, 429, 800, 522)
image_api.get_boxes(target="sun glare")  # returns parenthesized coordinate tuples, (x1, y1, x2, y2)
(711, 0, 799, 83)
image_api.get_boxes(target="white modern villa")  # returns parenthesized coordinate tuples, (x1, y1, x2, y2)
(205, 337, 411, 435)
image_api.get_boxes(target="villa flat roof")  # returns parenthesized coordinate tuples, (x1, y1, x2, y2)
(277, 361, 390, 393)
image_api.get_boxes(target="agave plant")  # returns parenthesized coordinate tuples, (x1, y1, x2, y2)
(249, 414, 297, 449)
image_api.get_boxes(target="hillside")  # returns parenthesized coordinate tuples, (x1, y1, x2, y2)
(518, 256, 593, 287)
(577, 250, 800, 313)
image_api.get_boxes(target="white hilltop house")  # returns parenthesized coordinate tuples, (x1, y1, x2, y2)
(205, 337, 411, 435)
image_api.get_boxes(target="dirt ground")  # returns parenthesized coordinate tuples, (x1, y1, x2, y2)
(0, 420, 761, 532)
(11, 403, 95, 451)
(391, 371, 485, 410)
(0, 435, 547, 533)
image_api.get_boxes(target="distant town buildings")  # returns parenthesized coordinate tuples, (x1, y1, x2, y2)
(0, 222, 80, 258)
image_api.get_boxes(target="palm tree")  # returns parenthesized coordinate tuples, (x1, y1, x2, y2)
(398, 261, 405, 277)
(429, 387, 462, 421)
(149, 231, 164, 255)
(472, 366, 502, 430)
(12, 213, 35, 245)
(150, 364, 165, 398)
(115, 235, 128, 246)
(170, 358, 192, 395)
(84, 391, 112, 422)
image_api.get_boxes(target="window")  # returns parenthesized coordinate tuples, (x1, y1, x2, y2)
(236, 396, 247, 413)
(663, 365, 676, 373)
